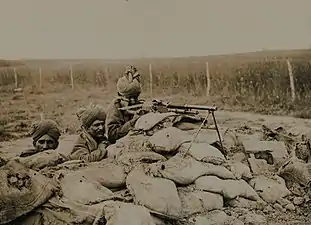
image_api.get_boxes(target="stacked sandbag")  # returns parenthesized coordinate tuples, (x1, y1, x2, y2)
(16, 150, 67, 171)
(0, 158, 58, 224)
(119, 126, 266, 223)
(6, 116, 311, 225)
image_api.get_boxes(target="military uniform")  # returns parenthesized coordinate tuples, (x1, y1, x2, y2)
(106, 65, 142, 144)
(69, 104, 109, 162)
(105, 97, 137, 144)
(69, 132, 109, 162)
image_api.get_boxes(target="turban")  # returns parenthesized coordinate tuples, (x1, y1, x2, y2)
(29, 119, 61, 144)
(76, 104, 107, 129)
(117, 75, 142, 99)
(124, 65, 138, 75)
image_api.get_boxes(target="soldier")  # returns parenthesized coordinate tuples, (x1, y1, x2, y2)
(105, 65, 146, 144)
(69, 104, 109, 162)
(19, 119, 62, 157)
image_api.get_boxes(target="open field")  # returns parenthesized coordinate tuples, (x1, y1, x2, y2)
(0, 49, 311, 224)
(1, 48, 311, 141)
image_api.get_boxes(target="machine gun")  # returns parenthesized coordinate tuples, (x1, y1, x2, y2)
(118, 99, 224, 156)
(118, 99, 217, 115)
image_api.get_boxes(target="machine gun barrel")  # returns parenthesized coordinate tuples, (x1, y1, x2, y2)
(165, 103, 217, 112)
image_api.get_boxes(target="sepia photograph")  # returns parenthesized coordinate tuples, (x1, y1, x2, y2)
(0, 0, 310, 224)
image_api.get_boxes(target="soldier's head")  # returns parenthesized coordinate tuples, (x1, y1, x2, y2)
(76, 104, 107, 141)
(29, 119, 61, 152)
(117, 65, 142, 105)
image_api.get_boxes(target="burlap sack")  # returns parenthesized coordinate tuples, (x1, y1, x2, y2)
(0, 159, 58, 224)
(126, 166, 182, 217)
(55, 168, 115, 205)
(150, 154, 235, 185)
(148, 127, 191, 154)
(195, 175, 260, 201)
(103, 201, 156, 225)
(18, 150, 67, 171)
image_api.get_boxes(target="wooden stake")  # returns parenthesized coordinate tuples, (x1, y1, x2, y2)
(13, 67, 18, 89)
(149, 63, 153, 97)
(105, 67, 110, 90)
(286, 59, 296, 102)
(206, 61, 211, 97)
(39, 68, 42, 89)
(70, 64, 74, 89)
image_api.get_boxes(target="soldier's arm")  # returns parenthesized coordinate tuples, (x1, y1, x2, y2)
(105, 104, 135, 143)
(69, 138, 107, 162)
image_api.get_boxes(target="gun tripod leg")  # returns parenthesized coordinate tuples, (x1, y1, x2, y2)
(211, 111, 226, 157)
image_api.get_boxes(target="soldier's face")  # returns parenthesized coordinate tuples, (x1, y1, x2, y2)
(87, 120, 105, 140)
(128, 96, 138, 105)
(35, 134, 58, 152)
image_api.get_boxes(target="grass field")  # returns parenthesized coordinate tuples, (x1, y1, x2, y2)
(1, 48, 311, 141)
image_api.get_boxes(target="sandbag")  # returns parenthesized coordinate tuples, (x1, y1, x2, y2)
(106, 144, 123, 159)
(55, 169, 115, 205)
(115, 133, 152, 153)
(7, 211, 43, 225)
(38, 197, 107, 224)
(193, 210, 244, 225)
(195, 175, 259, 201)
(17, 150, 67, 171)
(126, 166, 182, 217)
(278, 157, 311, 187)
(226, 161, 253, 180)
(227, 197, 266, 210)
(77, 161, 126, 189)
(104, 201, 156, 225)
(180, 142, 226, 165)
(148, 127, 191, 154)
(150, 154, 235, 185)
(249, 175, 291, 203)
(239, 212, 267, 225)
(178, 189, 223, 217)
(117, 151, 167, 166)
(0, 160, 58, 224)
(12, 197, 109, 225)
(135, 112, 177, 132)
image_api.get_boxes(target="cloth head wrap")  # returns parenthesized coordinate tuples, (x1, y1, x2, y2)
(76, 104, 107, 129)
(29, 119, 61, 145)
(117, 66, 142, 99)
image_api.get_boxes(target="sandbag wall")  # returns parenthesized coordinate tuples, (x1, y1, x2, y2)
(3, 123, 311, 225)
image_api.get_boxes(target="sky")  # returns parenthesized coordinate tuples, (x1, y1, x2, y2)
(0, 0, 310, 59)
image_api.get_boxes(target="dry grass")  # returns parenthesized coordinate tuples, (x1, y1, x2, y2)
(1, 49, 311, 141)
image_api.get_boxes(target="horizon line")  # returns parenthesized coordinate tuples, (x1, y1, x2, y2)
(4, 47, 309, 62)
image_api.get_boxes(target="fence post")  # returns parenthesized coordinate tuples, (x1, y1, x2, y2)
(13, 67, 18, 89)
(286, 59, 296, 102)
(70, 64, 74, 89)
(105, 67, 110, 91)
(39, 68, 42, 90)
(206, 61, 211, 97)
(149, 63, 153, 97)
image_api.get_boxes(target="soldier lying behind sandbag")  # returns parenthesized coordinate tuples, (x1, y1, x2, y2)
(21, 119, 62, 156)
(69, 104, 110, 162)
(106, 65, 149, 144)
(16, 119, 67, 170)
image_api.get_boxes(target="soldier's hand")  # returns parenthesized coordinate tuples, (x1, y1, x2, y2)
(140, 101, 154, 113)
(130, 113, 141, 127)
